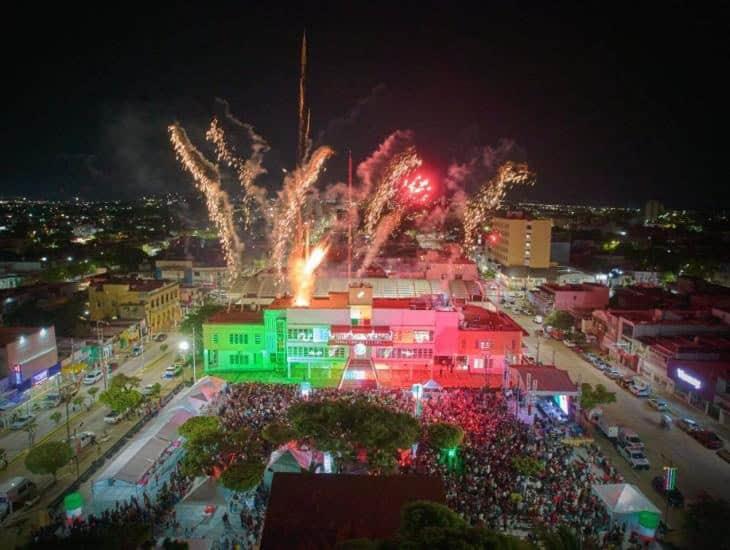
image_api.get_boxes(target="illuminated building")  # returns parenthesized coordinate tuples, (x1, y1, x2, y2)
(203, 284, 523, 388)
(488, 216, 552, 269)
(0, 326, 59, 391)
(88, 277, 181, 335)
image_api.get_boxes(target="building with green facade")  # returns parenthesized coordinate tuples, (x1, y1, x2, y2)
(202, 310, 270, 376)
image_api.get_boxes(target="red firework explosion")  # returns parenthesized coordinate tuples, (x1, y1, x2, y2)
(399, 171, 433, 207)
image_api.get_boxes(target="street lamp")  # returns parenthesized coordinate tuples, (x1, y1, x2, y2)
(179, 335, 196, 383)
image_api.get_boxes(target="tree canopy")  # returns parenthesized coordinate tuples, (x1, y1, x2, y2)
(288, 399, 420, 472)
(427, 423, 465, 450)
(579, 383, 617, 410)
(179, 416, 220, 442)
(220, 460, 265, 492)
(100, 373, 143, 413)
(545, 311, 574, 331)
(25, 441, 73, 481)
(262, 422, 297, 446)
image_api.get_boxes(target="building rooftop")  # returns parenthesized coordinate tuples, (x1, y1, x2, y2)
(0, 327, 44, 346)
(461, 305, 525, 332)
(268, 292, 351, 310)
(261, 473, 445, 550)
(509, 364, 579, 394)
(90, 277, 175, 292)
(541, 282, 606, 292)
(206, 309, 264, 324)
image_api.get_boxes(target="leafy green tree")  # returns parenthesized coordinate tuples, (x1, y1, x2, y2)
(180, 303, 224, 354)
(220, 460, 265, 492)
(72, 396, 85, 410)
(110, 373, 141, 391)
(262, 422, 297, 446)
(545, 311, 574, 331)
(99, 386, 143, 414)
(87, 386, 99, 402)
(288, 399, 420, 472)
(512, 456, 545, 477)
(427, 423, 465, 450)
(580, 383, 617, 410)
(685, 495, 730, 550)
(146, 382, 162, 406)
(50, 411, 63, 426)
(25, 441, 73, 482)
(179, 416, 220, 442)
(180, 428, 227, 477)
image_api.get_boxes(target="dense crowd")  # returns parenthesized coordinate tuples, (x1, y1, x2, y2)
(31, 382, 627, 548)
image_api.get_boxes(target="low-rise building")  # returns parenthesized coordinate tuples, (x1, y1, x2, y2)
(88, 277, 181, 335)
(0, 326, 59, 391)
(528, 283, 609, 315)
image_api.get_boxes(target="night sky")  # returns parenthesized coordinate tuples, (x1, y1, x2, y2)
(3, 3, 727, 208)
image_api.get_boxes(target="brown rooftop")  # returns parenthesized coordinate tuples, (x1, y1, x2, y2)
(261, 473, 445, 550)
(206, 309, 264, 324)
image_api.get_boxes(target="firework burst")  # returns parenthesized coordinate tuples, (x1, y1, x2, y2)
(463, 161, 535, 248)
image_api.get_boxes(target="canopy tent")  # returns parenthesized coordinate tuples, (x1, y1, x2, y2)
(264, 448, 306, 488)
(592, 483, 661, 540)
(92, 406, 192, 513)
(166, 376, 227, 415)
(422, 379, 443, 391)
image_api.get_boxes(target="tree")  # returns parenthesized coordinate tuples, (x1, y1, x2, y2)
(220, 460, 265, 492)
(545, 311, 574, 331)
(262, 422, 297, 446)
(288, 399, 420, 472)
(23, 418, 39, 448)
(100, 372, 144, 413)
(110, 373, 141, 392)
(685, 495, 730, 550)
(87, 387, 99, 402)
(0, 448, 7, 469)
(180, 303, 224, 355)
(50, 411, 63, 426)
(72, 396, 85, 411)
(25, 441, 73, 482)
(146, 382, 162, 406)
(427, 423, 465, 450)
(179, 416, 220, 442)
(580, 383, 617, 411)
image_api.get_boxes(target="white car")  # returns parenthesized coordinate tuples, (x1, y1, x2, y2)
(648, 398, 669, 412)
(142, 384, 159, 396)
(103, 410, 123, 424)
(618, 444, 651, 470)
(629, 384, 650, 397)
(69, 431, 96, 450)
(10, 414, 35, 430)
(83, 370, 103, 385)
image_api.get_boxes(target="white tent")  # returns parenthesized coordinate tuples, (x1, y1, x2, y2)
(92, 407, 192, 512)
(166, 376, 227, 415)
(592, 483, 661, 539)
(422, 379, 443, 391)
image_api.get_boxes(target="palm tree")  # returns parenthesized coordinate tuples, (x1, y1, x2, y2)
(23, 418, 38, 448)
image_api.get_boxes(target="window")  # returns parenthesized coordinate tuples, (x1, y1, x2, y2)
(254, 334, 262, 345)
(229, 334, 235, 344)
(212, 334, 219, 344)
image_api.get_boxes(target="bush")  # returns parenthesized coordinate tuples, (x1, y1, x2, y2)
(427, 422, 465, 449)
(220, 460, 265, 492)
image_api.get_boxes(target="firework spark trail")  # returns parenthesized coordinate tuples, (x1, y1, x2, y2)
(364, 148, 421, 235)
(357, 209, 404, 276)
(463, 161, 535, 247)
(291, 242, 329, 307)
(271, 146, 334, 279)
(206, 117, 271, 227)
(168, 123, 243, 276)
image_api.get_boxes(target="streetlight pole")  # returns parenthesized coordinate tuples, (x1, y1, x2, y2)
(97, 321, 108, 390)
(192, 326, 197, 384)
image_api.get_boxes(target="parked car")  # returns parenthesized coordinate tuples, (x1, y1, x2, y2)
(629, 384, 650, 397)
(0, 477, 37, 519)
(83, 369, 103, 385)
(10, 414, 35, 430)
(677, 417, 701, 433)
(69, 431, 97, 450)
(618, 428, 645, 449)
(691, 430, 724, 450)
(142, 384, 158, 396)
(163, 364, 182, 379)
(533, 315, 543, 324)
(605, 368, 622, 380)
(563, 339, 576, 348)
(647, 398, 669, 412)
(132, 345, 143, 357)
(153, 333, 168, 342)
(42, 392, 62, 409)
(104, 410, 123, 424)
(618, 444, 651, 470)
(618, 375, 635, 389)
(717, 449, 730, 464)
(651, 476, 685, 508)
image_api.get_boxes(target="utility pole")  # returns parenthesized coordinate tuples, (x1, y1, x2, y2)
(535, 336, 541, 364)
(347, 150, 353, 284)
(97, 321, 108, 390)
(192, 326, 197, 384)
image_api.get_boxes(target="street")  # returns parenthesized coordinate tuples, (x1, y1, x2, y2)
(0, 332, 188, 471)
(509, 310, 730, 508)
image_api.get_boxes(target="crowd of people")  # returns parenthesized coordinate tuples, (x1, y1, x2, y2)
(30, 381, 630, 548)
